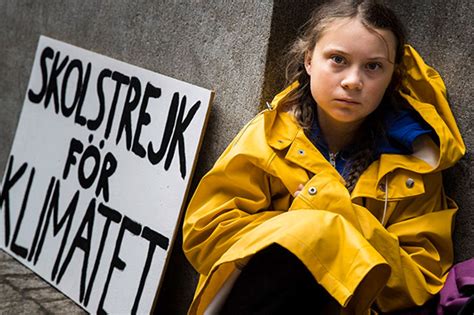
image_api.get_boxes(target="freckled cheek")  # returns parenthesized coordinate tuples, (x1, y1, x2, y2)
(310, 68, 338, 90)
(308, 67, 340, 103)
(364, 89, 386, 112)
(311, 88, 333, 109)
(377, 75, 393, 93)
(367, 78, 391, 98)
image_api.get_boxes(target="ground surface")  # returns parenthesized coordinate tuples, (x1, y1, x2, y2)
(0, 249, 86, 314)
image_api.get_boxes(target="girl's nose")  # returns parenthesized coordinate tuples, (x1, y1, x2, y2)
(340, 68, 363, 90)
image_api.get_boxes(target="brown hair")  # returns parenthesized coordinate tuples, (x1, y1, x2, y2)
(282, 0, 407, 192)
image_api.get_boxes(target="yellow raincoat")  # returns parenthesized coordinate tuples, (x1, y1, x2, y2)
(182, 45, 465, 314)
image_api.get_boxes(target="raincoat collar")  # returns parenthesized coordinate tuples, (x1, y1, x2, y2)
(264, 82, 300, 151)
(264, 83, 343, 180)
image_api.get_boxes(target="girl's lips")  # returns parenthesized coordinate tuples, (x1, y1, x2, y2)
(335, 98, 361, 105)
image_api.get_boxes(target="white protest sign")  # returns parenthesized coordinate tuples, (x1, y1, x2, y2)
(0, 35, 213, 314)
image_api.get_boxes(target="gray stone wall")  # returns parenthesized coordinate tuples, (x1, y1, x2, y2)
(0, 1, 472, 314)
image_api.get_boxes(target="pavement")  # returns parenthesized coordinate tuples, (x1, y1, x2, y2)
(0, 249, 86, 314)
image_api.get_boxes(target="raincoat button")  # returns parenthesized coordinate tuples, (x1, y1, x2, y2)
(278, 140, 283, 143)
(308, 187, 317, 195)
(298, 149, 305, 155)
(406, 178, 415, 188)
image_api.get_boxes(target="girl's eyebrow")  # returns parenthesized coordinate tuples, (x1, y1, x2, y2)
(322, 47, 390, 61)
(322, 47, 349, 55)
(366, 56, 390, 61)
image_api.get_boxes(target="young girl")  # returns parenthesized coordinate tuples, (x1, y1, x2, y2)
(183, 0, 465, 314)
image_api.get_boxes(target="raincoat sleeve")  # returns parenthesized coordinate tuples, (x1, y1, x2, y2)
(182, 116, 286, 275)
(353, 171, 457, 312)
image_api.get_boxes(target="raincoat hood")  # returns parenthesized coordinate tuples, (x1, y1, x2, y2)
(398, 45, 465, 170)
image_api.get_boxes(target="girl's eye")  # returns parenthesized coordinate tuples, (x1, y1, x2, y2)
(366, 62, 382, 71)
(330, 55, 346, 64)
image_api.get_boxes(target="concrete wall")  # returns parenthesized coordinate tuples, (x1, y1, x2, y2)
(0, 0, 472, 314)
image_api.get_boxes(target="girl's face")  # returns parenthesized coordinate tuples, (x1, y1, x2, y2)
(305, 17, 397, 128)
